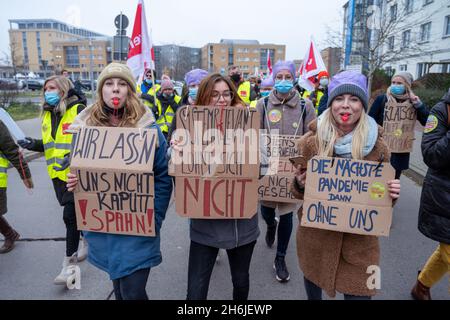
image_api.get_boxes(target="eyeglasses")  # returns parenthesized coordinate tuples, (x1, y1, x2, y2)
(211, 90, 234, 102)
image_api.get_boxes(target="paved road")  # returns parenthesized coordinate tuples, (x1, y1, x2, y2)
(0, 159, 448, 300)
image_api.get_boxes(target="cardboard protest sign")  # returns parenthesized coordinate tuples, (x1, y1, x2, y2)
(176, 177, 259, 219)
(172, 105, 260, 219)
(71, 126, 157, 237)
(383, 101, 417, 153)
(259, 134, 301, 203)
(171, 106, 260, 178)
(301, 156, 395, 237)
(0, 108, 26, 141)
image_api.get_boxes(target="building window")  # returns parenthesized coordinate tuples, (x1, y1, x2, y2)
(423, 0, 433, 6)
(388, 36, 395, 50)
(390, 4, 397, 22)
(402, 30, 411, 47)
(64, 46, 80, 68)
(420, 22, 431, 42)
(405, 0, 414, 14)
(400, 64, 408, 71)
(445, 16, 450, 37)
(441, 63, 450, 73)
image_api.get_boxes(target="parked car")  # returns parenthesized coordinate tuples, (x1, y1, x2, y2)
(24, 79, 44, 91)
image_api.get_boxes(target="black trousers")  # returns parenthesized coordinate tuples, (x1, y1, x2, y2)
(53, 178, 80, 257)
(187, 240, 256, 300)
(113, 268, 151, 300)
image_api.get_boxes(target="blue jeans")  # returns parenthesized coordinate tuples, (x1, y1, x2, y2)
(187, 240, 256, 300)
(112, 268, 151, 300)
(303, 277, 371, 300)
(260, 205, 293, 257)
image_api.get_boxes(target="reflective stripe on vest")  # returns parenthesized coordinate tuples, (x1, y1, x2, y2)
(0, 152, 8, 188)
(238, 81, 251, 105)
(155, 95, 182, 134)
(137, 84, 161, 108)
(42, 105, 80, 182)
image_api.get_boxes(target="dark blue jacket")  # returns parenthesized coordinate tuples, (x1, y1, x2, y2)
(84, 125, 173, 280)
(418, 91, 450, 244)
(368, 94, 429, 172)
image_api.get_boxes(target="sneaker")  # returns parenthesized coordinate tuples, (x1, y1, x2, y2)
(77, 237, 88, 262)
(265, 218, 278, 248)
(274, 255, 290, 283)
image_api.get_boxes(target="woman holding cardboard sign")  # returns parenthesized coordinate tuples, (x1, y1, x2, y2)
(170, 73, 260, 300)
(368, 72, 429, 179)
(255, 61, 316, 283)
(291, 71, 401, 300)
(17, 76, 86, 285)
(66, 63, 172, 300)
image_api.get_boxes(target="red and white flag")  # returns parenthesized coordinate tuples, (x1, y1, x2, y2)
(127, 0, 155, 78)
(267, 50, 272, 76)
(298, 37, 327, 92)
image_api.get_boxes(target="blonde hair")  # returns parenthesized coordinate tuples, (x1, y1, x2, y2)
(42, 76, 73, 115)
(317, 109, 369, 160)
(86, 82, 147, 128)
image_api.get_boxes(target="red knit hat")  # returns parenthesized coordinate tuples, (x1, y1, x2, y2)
(318, 71, 330, 80)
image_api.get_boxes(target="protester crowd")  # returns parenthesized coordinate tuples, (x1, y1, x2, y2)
(0, 60, 448, 301)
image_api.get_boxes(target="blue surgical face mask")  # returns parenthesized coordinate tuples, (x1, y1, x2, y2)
(320, 79, 329, 87)
(274, 80, 294, 94)
(45, 92, 61, 106)
(391, 84, 406, 95)
(188, 88, 198, 100)
(260, 91, 270, 97)
(144, 78, 153, 86)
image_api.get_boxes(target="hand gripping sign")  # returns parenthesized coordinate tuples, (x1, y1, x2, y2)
(71, 126, 157, 237)
(301, 156, 395, 237)
(170, 105, 260, 219)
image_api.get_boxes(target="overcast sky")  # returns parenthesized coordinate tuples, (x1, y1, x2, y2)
(1, 0, 347, 62)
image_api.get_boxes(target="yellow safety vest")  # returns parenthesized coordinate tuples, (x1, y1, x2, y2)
(42, 105, 80, 182)
(0, 152, 8, 188)
(249, 100, 258, 108)
(137, 83, 161, 108)
(238, 81, 252, 105)
(155, 95, 182, 134)
(302, 90, 324, 113)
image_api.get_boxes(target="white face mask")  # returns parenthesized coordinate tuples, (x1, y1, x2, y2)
(320, 79, 329, 87)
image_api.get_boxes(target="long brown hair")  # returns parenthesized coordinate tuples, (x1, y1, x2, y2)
(87, 82, 147, 127)
(196, 73, 244, 107)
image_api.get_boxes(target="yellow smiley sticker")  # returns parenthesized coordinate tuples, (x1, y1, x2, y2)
(370, 182, 386, 200)
(394, 128, 403, 137)
(269, 109, 282, 123)
(424, 115, 438, 133)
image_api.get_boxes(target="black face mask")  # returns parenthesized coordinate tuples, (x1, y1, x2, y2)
(231, 74, 241, 83)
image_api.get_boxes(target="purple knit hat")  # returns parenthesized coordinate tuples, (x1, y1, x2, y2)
(272, 60, 296, 81)
(185, 69, 209, 86)
(261, 77, 274, 88)
(327, 71, 369, 110)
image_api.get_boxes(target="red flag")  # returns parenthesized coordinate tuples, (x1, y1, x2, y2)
(127, 0, 155, 78)
(267, 50, 272, 76)
(298, 37, 327, 91)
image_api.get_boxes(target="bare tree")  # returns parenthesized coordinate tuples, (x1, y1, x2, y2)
(323, 0, 446, 94)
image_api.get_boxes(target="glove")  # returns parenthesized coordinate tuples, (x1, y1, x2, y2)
(17, 137, 36, 150)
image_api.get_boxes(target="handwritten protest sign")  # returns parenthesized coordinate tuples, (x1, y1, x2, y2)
(259, 134, 301, 203)
(383, 101, 417, 153)
(171, 106, 260, 219)
(71, 126, 157, 237)
(301, 156, 395, 236)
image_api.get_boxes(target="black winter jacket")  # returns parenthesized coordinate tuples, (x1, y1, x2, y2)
(418, 91, 450, 244)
